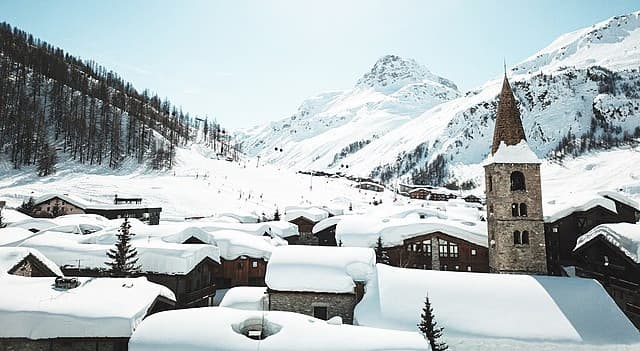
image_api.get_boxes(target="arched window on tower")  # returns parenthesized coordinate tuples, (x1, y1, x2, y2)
(513, 230, 521, 245)
(522, 231, 530, 245)
(520, 203, 528, 217)
(510, 171, 526, 191)
(488, 175, 493, 192)
(511, 203, 519, 217)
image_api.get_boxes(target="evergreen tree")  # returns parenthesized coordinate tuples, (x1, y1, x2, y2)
(105, 218, 141, 277)
(0, 207, 5, 228)
(273, 208, 281, 221)
(17, 196, 35, 215)
(418, 294, 448, 351)
(37, 142, 57, 176)
(374, 236, 391, 264)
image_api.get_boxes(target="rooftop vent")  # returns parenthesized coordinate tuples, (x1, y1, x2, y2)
(55, 276, 80, 289)
(232, 317, 282, 340)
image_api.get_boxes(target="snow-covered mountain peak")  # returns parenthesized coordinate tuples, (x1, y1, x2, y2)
(514, 11, 640, 75)
(356, 54, 458, 93)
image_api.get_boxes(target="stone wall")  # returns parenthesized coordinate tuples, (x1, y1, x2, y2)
(485, 163, 548, 274)
(269, 290, 356, 324)
(0, 338, 128, 351)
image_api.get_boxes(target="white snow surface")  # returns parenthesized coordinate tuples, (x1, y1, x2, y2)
(265, 246, 375, 293)
(0, 275, 175, 339)
(219, 286, 268, 310)
(0, 246, 62, 276)
(355, 264, 640, 347)
(0, 227, 41, 246)
(129, 307, 427, 351)
(542, 191, 636, 223)
(283, 206, 330, 223)
(485, 140, 540, 164)
(574, 223, 640, 263)
(0, 208, 31, 224)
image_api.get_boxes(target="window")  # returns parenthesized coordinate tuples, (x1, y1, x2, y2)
(423, 240, 431, 255)
(442, 264, 448, 271)
(519, 203, 528, 217)
(454, 265, 460, 271)
(488, 175, 493, 192)
(467, 265, 472, 272)
(313, 306, 328, 320)
(552, 227, 559, 233)
(439, 241, 448, 257)
(510, 171, 526, 191)
(513, 230, 521, 245)
(238, 262, 244, 270)
(513, 231, 530, 245)
(449, 243, 459, 258)
(252, 261, 258, 268)
(522, 231, 530, 245)
(471, 249, 477, 256)
(489, 204, 494, 215)
(511, 203, 519, 217)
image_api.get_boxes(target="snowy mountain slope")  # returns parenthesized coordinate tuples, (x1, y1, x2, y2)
(240, 12, 640, 185)
(238, 55, 461, 170)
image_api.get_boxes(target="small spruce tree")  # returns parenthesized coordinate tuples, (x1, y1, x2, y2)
(0, 207, 5, 228)
(418, 294, 448, 351)
(374, 236, 391, 264)
(105, 218, 141, 277)
(17, 197, 36, 215)
(274, 208, 281, 221)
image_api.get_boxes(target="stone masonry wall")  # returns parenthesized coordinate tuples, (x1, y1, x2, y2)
(485, 163, 548, 274)
(0, 338, 129, 351)
(269, 290, 356, 324)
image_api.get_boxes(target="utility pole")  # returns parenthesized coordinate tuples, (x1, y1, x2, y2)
(256, 155, 260, 168)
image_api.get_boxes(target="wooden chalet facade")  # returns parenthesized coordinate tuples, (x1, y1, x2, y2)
(355, 181, 385, 192)
(544, 197, 640, 275)
(7, 253, 59, 277)
(408, 188, 430, 200)
(315, 224, 338, 246)
(385, 232, 489, 272)
(287, 216, 319, 245)
(212, 257, 268, 289)
(574, 235, 640, 329)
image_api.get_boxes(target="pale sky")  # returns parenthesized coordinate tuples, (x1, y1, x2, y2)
(1, 1, 638, 129)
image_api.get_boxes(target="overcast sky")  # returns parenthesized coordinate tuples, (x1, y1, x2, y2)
(1, 1, 638, 129)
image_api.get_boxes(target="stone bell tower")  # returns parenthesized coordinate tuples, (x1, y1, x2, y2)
(484, 74, 547, 275)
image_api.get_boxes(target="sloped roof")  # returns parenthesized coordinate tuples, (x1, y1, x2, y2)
(491, 75, 527, 155)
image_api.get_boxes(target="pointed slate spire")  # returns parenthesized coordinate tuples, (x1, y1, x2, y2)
(491, 73, 526, 155)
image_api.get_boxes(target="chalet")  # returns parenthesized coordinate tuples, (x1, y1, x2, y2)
(0, 275, 175, 351)
(265, 246, 375, 324)
(543, 191, 640, 275)
(313, 216, 344, 246)
(114, 195, 143, 205)
(573, 223, 640, 328)
(398, 183, 436, 194)
(354, 181, 385, 192)
(31, 193, 162, 225)
(0, 247, 62, 277)
(7, 225, 221, 308)
(428, 191, 457, 201)
(408, 188, 430, 199)
(463, 194, 482, 204)
(284, 207, 330, 245)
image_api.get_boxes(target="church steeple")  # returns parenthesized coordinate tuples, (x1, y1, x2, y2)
(491, 75, 526, 155)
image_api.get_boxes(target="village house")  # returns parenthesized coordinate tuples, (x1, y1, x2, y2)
(0, 274, 175, 351)
(408, 187, 430, 200)
(265, 246, 375, 324)
(31, 193, 162, 225)
(543, 191, 640, 275)
(573, 223, 640, 329)
(0, 247, 62, 277)
(313, 216, 343, 246)
(2, 223, 221, 308)
(284, 206, 331, 245)
(354, 181, 385, 192)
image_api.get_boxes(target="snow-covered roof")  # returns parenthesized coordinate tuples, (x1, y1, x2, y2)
(335, 215, 487, 248)
(543, 190, 639, 223)
(219, 286, 267, 310)
(283, 206, 330, 223)
(7, 218, 57, 232)
(14, 228, 221, 274)
(574, 223, 640, 263)
(162, 228, 282, 261)
(33, 193, 158, 211)
(215, 211, 259, 224)
(0, 275, 175, 339)
(129, 307, 427, 351)
(0, 247, 62, 276)
(311, 215, 345, 234)
(0, 227, 41, 246)
(356, 264, 640, 345)
(0, 208, 31, 224)
(485, 140, 540, 165)
(34, 193, 88, 209)
(266, 246, 375, 293)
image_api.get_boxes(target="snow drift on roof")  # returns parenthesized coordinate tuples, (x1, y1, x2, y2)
(283, 206, 330, 223)
(0, 276, 174, 339)
(356, 264, 640, 345)
(0, 227, 41, 246)
(0, 208, 31, 224)
(574, 223, 640, 263)
(485, 140, 540, 165)
(0, 247, 62, 276)
(266, 246, 375, 293)
(542, 190, 638, 223)
(219, 287, 267, 311)
(129, 307, 427, 351)
(7, 218, 57, 232)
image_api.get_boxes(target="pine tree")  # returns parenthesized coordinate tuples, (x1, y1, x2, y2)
(17, 197, 35, 215)
(0, 207, 5, 228)
(374, 236, 391, 264)
(105, 218, 141, 277)
(37, 142, 57, 176)
(418, 294, 448, 351)
(273, 208, 281, 221)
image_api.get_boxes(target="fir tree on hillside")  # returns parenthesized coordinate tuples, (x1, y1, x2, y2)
(374, 236, 390, 264)
(105, 218, 141, 277)
(17, 197, 35, 215)
(273, 208, 281, 221)
(37, 143, 57, 176)
(418, 294, 448, 351)
(0, 207, 5, 228)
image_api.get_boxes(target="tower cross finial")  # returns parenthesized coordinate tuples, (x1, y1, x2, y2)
(503, 58, 507, 77)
